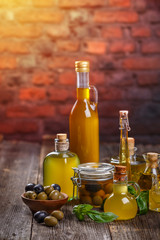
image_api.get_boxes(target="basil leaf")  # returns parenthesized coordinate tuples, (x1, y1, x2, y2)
(87, 211, 118, 223)
(137, 191, 149, 215)
(128, 186, 149, 215)
(128, 185, 137, 196)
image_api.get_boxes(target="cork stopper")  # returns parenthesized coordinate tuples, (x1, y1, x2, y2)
(128, 137, 135, 156)
(147, 152, 158, 162)
(114, 165, 127, 182)
(56, 133, 67, 142)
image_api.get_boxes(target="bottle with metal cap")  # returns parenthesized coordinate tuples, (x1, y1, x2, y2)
(43, 133, 80, 197)
(69, 61, 99, 164)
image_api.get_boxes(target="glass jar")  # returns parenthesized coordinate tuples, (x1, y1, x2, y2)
(71, 162, 114, 207)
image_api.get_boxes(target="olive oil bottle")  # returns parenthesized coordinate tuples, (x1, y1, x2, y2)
(69, 61, 99, 164)
(138, 152, 160, 212)
(104, 165, 139, 220)
(128, 137, 146, 183)
(43, 134, 80, 198)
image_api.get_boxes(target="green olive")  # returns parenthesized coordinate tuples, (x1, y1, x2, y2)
(37, 192, 48, 200)
(27, 191, 37, 200)
(45, 186, 54, 195)
(44, 216, 58, 227)
(44, 186, 50, 192)
(80, 196, 92, 205)
(49, 190, 60, 200)
(92, 195, 103, 206)
(51, 210, 64, 220)
(58, 193, 64, 200)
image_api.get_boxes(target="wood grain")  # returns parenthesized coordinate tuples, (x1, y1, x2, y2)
(0, 141, 40, 240)
(0, 140, 160, 240)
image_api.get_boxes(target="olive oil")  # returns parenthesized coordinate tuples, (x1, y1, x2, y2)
(149, 186, 160, 212)
(104, 165, 139, 220)
(111, 111, 131, 180)
(138, 152, 159, 191)
(43, 134, 80, 198)
(69, 61, 99, 164)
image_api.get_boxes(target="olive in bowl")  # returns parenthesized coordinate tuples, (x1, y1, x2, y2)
(21, 192, 68, 214)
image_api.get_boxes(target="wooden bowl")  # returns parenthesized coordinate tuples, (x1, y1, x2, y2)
(21, 192, 68, 214)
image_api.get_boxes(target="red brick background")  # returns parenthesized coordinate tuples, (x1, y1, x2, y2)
(0, 0, 160, 144)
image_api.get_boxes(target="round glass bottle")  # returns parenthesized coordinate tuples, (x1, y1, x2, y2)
(43, 133, 80, 198)
(104, 165, 140, 220)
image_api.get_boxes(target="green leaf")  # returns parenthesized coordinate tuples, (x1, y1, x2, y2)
(137, 191, 149, 215)
(87, 211, 118, 223)
(128, 186, 149, 215)
(73, 204, 118, 223)
(128, 185, 137, 197)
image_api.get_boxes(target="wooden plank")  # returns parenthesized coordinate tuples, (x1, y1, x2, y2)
(108, 211, 160, 240)
(0, 140, 40, 240)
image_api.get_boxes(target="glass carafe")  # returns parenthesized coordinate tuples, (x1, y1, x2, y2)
(69, 61, 99, 164)
(104, 165, 140, 220)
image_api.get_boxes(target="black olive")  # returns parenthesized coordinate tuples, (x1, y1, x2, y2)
(25, 183, 35, 192)
(34, 211, 48, 223)
(33, 184, 44, 194)
(85, 184, 101, 193)
(51, 184, 61, 192)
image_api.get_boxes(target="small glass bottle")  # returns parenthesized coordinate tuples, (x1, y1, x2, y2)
(138, 152, 160, 212)
(128, 137, 146, 183)
(43, 133, 80, 198)
(104, 165, 140, 220)
(119, 110, 131, 180)
(138, 152, 159, 192)
(69, 61, 99, 164)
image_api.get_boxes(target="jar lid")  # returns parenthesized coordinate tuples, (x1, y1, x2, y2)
(77, 162, 114, 180)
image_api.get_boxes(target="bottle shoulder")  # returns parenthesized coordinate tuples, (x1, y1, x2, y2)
(44, 151, 79, 159)
(70, 99, 98, 117)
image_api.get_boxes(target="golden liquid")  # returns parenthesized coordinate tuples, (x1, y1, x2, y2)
(131, 160, 146, 183)
(104, 184, 137, 220)
(43, 152, 79, 197)
(149, 185, 160, 212)
(69, 88, 99, 163)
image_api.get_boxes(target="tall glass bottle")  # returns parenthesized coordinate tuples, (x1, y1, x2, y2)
(69, 61, 99, 164)
(104, 165, 140, 220)
(43, 133, 80, 198)
(119, 110, 131, 180)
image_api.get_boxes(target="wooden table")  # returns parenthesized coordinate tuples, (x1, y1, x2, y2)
(0, 140, 160, 240)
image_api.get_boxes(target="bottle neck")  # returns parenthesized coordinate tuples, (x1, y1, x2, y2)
(55, 139, 69, 152)
(76, 72, 89, 88)
(119, 125, 129, 163)
(113, 172, 128, 194)
(113, 183, 128, 194)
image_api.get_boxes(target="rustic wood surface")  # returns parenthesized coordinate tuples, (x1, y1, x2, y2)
(0, 140, 160, 240)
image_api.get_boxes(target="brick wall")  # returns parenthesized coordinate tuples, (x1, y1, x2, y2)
(0, 0, 160, 144)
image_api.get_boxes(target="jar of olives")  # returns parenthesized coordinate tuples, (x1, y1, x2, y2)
(71, 163, 114, 207)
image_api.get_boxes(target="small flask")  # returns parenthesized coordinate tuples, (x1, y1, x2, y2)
(138, 152, 159, 191)
(69, 61, 99, 164)
(128, 137, 146, 182)
(104, 165, 140, 220)
(43, 133, 80, 198)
